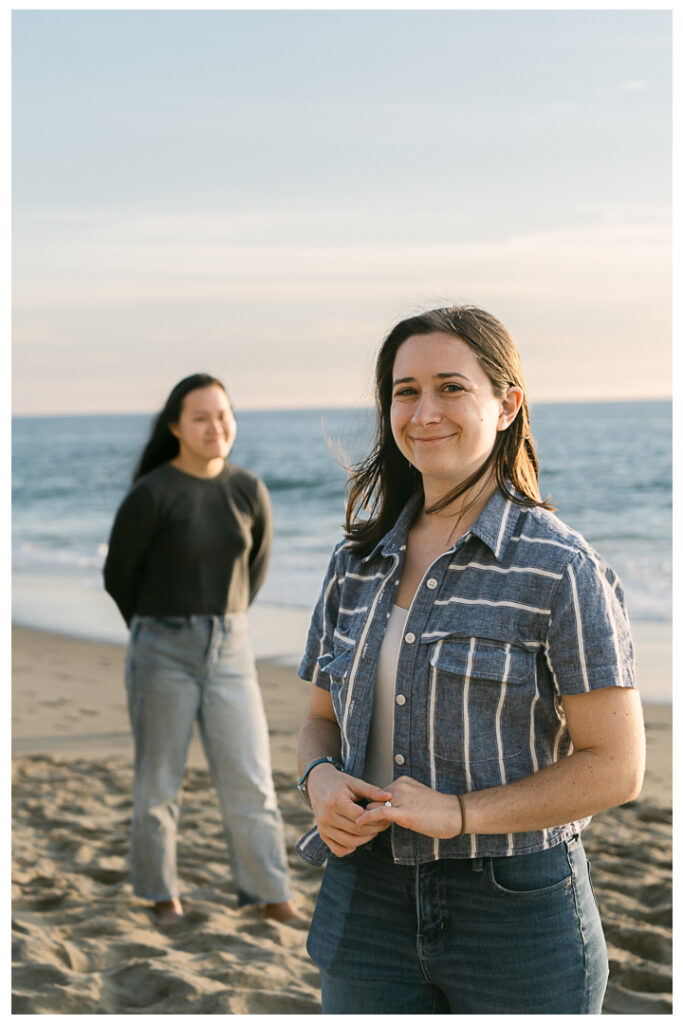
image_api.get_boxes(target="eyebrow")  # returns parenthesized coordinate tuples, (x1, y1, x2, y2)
(392, 372, 472, 385)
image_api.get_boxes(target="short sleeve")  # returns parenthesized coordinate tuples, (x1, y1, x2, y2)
(297, 543, 345, 689)
(545, 547, 637, 696)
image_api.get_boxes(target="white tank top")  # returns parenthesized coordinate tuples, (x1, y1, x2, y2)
(363, 604, 409, 789)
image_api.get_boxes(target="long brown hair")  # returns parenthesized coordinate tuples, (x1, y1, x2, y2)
(344, 305, 553, 555)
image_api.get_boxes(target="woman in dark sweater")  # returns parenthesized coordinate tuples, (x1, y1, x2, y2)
(104, 373, 301, 927)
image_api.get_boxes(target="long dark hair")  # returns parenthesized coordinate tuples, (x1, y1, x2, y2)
(133, 373, 228, 482)
(345, 305, 553, 555)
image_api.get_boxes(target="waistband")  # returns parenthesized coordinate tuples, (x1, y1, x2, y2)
(359, 828, 582, 867)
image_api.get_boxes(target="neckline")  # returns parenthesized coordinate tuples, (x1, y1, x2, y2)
(167, 459, 228, 482)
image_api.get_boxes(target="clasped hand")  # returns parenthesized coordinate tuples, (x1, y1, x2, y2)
(356, 775, 462, 840)
(307, 764, 392, 858)
(309, 768, 462, 857)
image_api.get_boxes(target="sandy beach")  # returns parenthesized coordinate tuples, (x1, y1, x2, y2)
(12, 624, 672, 1014)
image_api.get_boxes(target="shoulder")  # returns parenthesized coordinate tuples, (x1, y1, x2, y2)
(223, 462, 270, 508)
(319, 537, 357, 586)
(510, 504, 599, 565)
(133, 462, 174, 492)
(117, 464, 172, 512)
(511, 504, 622, 598)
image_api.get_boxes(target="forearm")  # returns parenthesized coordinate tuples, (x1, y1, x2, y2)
(297, 713, 342, 777)
(463, 746, 643, 836)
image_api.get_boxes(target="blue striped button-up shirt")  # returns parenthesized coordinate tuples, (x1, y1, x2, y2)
(297, 487, 637, 867)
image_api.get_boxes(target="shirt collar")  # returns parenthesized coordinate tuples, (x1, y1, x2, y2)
(361, 491, 423, 562)
(467, 486, 524, 561)
(363, 485, 524, 564)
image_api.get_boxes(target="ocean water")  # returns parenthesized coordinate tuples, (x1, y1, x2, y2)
(12, 401, 671, 633)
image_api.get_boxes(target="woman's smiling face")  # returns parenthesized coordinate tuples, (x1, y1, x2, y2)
(170, 385, 236, 466)
(390, 332, 511, 497)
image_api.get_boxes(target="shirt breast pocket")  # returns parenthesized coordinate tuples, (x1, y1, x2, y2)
(428, 636, 536, 767)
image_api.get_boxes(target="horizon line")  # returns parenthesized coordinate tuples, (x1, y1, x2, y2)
(11, 395, 673, 419)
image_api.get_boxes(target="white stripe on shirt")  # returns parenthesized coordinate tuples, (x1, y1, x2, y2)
(495, 499, 512, 556)
(529, 666, 540, 773)
(429, 647, 441, 861)
(340, 553, 401, 755)
(435, 596, 551, 615)
(495, 643, 511, 786)
(510, 534, 576, 552)
(448, 562, 562, 580)
(343, 571, 386, 582)
(429, 643, 441, 791)
(589, 550, 625, 685)
(464, 638, 475, 854)
(567, 560, 590, 691)
(312, 572, 338, 686)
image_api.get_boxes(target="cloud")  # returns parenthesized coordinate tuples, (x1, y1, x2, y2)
(593, 80, 648, 99)
(620, 80, 647, 93)
(13, 211, 671, 310)
(12, 210, 671, 411)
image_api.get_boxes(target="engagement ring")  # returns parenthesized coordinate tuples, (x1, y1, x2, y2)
(384, 800, 393, 807)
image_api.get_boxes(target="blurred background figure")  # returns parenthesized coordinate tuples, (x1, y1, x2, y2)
(104, 373, 303, 928)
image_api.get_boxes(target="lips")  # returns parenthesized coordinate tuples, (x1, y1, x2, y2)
(410, 433, 456, 443)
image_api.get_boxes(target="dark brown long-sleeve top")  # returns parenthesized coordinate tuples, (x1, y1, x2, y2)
(103, 461, 273, 627)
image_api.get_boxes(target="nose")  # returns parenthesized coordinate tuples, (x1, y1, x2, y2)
(411, 391, 442, 426)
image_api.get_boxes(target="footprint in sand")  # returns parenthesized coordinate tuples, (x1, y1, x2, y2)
(235, 989, 320, 1014)
(13, 962, 72, 988)
(640, 903, 671, 928)
(102, 962, 199, 1011)
(80, 857, 128, 884)
(604, 922, 671, 964)
(69, 915, 132, 938)
(615, 961, 673, 996)
(106, 942, 169, 966)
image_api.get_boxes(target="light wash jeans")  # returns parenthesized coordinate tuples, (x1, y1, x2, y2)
(125, 613, 291, 905)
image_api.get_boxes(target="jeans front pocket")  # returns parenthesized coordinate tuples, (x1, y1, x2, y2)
(486, 841, 574, 900)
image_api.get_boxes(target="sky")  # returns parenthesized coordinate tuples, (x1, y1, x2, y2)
(12, 8, 672, 415)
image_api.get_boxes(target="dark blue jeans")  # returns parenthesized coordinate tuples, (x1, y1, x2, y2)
(308, 831, 608, 1014)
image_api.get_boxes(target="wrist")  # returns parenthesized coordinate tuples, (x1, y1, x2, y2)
(455, 792, 468, 837)
(297, 756, 344, 808)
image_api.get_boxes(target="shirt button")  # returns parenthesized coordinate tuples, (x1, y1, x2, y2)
(405, 632, 416, 644)
(395, 694, 406, 706)
(426, 578, 438, 589)
(394, 754, 405, 766)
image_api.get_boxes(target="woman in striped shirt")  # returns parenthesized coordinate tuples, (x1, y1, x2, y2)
(296, 305, 645, 1014)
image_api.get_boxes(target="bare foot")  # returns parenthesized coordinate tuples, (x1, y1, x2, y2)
(263, 899, 307, 925)
(153, 897, 184, 928)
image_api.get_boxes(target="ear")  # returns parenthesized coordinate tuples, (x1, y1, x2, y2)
(168, 421, 180, 439)
(496, 386, 524, 431)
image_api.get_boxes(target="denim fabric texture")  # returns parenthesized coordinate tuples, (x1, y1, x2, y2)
(125, 613, 290, 904)
(297, 487, 636, 866)
(308, 831, 609, 1014)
